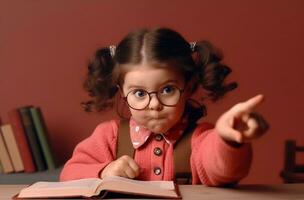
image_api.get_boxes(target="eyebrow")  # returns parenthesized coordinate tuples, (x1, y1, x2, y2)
(127, 80, 180, 90)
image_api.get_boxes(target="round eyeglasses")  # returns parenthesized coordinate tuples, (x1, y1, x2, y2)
(124, 85, 184, 110)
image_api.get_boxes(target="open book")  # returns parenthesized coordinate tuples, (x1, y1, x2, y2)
(16, 176, 181, 199)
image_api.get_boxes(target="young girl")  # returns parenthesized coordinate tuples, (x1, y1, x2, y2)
(60, 27, 268, 186)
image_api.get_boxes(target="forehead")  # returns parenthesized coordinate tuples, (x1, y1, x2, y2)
(122, 63, 185, 90)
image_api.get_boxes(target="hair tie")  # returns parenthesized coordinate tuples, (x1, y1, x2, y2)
(189, 42, 197, 52)
(109, 45, 116, 57)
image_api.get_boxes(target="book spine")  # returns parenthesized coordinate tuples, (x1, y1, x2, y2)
(19, 107, 47, 171)
(0, 129, 14, 173)
(30, 107, 56, 170)
(0, 124, 24, 172)
(8, 109, 36, 172)
(0, 160, 3, 173)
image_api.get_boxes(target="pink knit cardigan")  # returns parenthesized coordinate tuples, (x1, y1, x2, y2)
(60, 120, 252, 186)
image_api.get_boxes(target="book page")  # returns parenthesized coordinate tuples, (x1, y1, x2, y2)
(104, 176, 175, 190)
(18, 178, 102, 198)
(99, 176, 178, 198)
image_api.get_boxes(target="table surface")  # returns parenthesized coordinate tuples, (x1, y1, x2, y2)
(1, 184, 304, 200)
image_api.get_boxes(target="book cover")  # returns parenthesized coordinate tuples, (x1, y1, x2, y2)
(8, 109, 36, 173)
(30, 107, 56, 170)
(0, 124, 24, 172)
(0, 129, 14, 173)
(19, 106, 47, 171)
(16, 176, 181, 199)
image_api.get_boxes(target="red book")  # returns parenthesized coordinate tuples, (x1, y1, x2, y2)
(8, 109, 36, 172)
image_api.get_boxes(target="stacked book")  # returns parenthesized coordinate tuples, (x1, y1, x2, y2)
(0, 106, 56, 174)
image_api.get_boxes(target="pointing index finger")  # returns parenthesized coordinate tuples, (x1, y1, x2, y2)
(236, 94, 265, 115)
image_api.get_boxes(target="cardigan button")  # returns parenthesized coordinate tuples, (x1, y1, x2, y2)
(153, 147, 162, 156)
(154, 134, 163, 141)
(154, 167, 162, 175)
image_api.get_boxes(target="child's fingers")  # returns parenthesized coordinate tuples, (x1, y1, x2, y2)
(241, 118, 258, 141)
(231, 94, 264, 116)
(242, 113, 269, 140)
(118, 155, 140, 178)
(250, 112, 269, 133)
(230, 129, 243, 143)
(127, 159, 140, 177)
(124, 166, 138, 179)
(119, 170, 129, 178)
(219, 125, 243, 143)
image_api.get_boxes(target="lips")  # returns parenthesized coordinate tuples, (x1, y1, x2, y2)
(148, 112, 165, 120)
(149, 116, 165, 120)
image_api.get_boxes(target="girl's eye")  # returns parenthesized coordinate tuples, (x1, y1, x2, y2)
(161, 86, 176, 95)
(133, 90, 147, 98)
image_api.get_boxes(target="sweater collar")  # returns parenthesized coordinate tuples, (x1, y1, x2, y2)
(129, 117, 188, 149)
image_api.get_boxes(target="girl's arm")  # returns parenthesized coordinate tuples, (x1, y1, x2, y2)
(191, 95, 268, 186)
(191, 125, 252, 186)
(59, 120, 119, 181)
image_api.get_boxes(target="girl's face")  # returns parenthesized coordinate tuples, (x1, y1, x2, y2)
(121, 63, 188, 134)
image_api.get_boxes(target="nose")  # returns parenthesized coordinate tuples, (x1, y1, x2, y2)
(148, 93, 162, 111)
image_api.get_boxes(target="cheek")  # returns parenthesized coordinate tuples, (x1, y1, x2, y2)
(167, 103, 185, 121)
(129, 109, 146, 123)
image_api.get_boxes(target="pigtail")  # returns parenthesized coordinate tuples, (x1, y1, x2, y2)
(81, 47, 118, 112)
(195, 41, 238, 101)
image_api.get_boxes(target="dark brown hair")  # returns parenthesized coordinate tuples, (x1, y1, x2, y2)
(82, 27, 237, 120)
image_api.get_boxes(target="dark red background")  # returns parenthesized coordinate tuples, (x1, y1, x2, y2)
(1, 0, 303, 184)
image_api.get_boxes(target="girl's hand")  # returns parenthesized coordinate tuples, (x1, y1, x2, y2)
(100, 155, 140, 179)
(215, 94, 269, 144)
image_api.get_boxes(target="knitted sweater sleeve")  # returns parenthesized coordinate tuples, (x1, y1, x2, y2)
(191, 123, 252, 186)
(60, 120, 119, 181)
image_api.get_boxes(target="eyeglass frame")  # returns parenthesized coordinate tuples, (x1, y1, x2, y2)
(122, 86, 185, 110)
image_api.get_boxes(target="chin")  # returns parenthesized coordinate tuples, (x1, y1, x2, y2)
(147, 122, 170, 133)
(150, 127, 167, 134)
